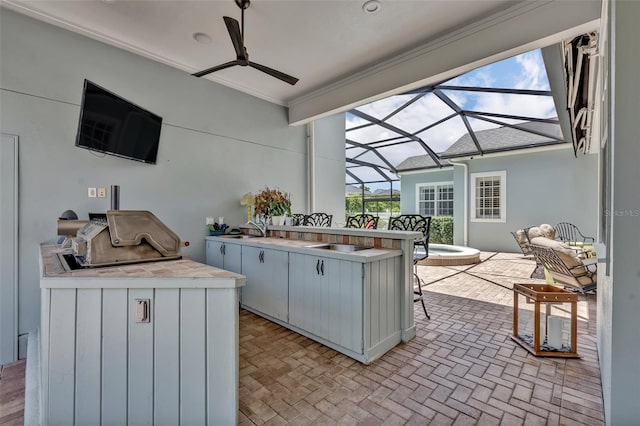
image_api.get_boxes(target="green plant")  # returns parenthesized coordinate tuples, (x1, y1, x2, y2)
(430, 216, 454, 244)
(269, 199, 291, 216)
(254, 187, 291, 217)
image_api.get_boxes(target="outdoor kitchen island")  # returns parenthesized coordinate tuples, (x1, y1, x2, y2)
(38, 243, 245, 426)
(206, 225, 422, 364)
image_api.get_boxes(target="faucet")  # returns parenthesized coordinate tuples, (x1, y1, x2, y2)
(247, 220, 268, 237)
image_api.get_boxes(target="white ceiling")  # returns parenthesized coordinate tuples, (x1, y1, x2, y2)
(1, 0, 520, 106)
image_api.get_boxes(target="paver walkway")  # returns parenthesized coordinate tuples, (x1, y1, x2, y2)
(239, 252, 604, 425)
(0, 252, 604, 425)
(0, 360, 25, 426)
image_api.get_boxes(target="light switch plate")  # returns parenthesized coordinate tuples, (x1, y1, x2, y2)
(88, 187, 97, 198)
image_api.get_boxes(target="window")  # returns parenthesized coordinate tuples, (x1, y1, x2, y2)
(416, 182, 454, 216)
(471, 171, 506, 222)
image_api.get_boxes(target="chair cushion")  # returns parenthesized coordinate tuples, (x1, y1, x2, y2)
(527, 226, 543, 239)
(515, 229, 528, 244)
(529, 236, 583, 268)
(528, 225, 556, 240)
(539, 224, 556, 240)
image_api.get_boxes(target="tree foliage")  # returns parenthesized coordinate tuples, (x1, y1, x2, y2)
(345, 194, 400, 215)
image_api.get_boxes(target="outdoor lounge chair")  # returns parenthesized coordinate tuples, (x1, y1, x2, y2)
(345, 213, 379, 229)
(511, 227, 535, 256)
(511, 224, 557, 257)
(527, 243, 597, 294)
(555, 222, 595, 246)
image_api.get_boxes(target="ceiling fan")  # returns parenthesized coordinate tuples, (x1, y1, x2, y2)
(192, 0, 299, 85)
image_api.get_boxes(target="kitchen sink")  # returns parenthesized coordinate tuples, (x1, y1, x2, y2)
(305, 243, 370, 252)
(219, 234, 259, 239)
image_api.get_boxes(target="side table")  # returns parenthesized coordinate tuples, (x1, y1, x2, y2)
(512, 283, 580, 358)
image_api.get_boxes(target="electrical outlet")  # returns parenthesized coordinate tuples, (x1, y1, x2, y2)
(97, 187, 106, 198)
(88, 187, 97, 198)
(205, 216, 215, 225)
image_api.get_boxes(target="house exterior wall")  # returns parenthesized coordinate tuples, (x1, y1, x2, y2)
(399, 168, 462, 243)
(399, 147, 599, 252)
(0, 9, 344, 357)
(452, 165, 466, 246)
(466, 147, 598, 252)
(399, 169, 454, 214)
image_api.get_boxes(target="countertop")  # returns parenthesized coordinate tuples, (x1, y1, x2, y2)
(40, 244, 245, 289)
(205, 236, 403, 262)
(241, 224, 422, 240)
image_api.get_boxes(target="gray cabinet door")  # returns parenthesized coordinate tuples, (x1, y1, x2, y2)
(241, 246, 288, 321)
(288, 253, 323, 335)
(205, 240, 241, 274)
(205, 240, 224, 269)
(289, 253, 363, 353)
(222, 243, 242, 274)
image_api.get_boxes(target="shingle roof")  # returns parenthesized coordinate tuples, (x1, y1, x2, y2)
(440, 121, 565, 157)
(396, 155, 452, 172)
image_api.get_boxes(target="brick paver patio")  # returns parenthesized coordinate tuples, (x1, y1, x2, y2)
(239, 252, 604, 425)
(0, 252, 604, 425)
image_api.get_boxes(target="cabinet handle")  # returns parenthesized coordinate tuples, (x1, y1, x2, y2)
(320, 260, 325, 276)
(220, 245, 224, 255)
(316, 259, 320, 275)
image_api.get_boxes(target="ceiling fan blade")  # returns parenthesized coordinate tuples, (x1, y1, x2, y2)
(249, 62, 299, 85)
(192, 60, 239, 77)
(223, 16, 245, 60)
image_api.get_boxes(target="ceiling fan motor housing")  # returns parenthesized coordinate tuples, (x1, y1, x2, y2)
(235, 0, 250, 10)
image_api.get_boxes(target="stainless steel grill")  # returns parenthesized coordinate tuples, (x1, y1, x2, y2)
(59, 210, 181, 270)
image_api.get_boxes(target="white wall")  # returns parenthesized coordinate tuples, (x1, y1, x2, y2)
(600, 0, 640, 422)
(311, 114, 346, 224)
(0, 9, 342, 355)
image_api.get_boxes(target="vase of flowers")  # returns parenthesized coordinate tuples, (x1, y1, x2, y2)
(254, 187, 291, 225)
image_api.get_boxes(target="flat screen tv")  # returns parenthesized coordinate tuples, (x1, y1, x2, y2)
(75, 80, 162, 164)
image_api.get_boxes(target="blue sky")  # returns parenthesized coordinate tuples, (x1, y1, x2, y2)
(346, 48, 558, 191)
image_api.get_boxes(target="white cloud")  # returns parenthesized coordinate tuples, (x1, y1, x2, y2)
(514, 51, 550, 91)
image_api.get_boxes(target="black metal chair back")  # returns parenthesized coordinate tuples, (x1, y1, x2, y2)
(345, 214, 379, 229)
(555, 222, 595, 244)
(388, 215, 431, 241)
(303, 213, 333, 227)
(291, 213, 306, 226)
(388, 214, 432, 319)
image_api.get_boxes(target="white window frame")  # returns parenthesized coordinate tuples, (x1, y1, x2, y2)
(470, 171, 507, 223)
(415, 181, 454, 217)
